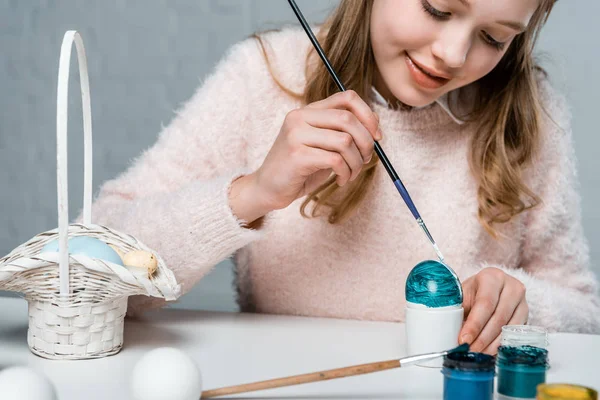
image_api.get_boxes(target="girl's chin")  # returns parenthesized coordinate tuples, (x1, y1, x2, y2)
(392, 89, 439, 109)
(382, 79, 441, 108)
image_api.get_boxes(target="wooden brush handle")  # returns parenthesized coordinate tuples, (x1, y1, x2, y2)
(201, 359, 401, 398)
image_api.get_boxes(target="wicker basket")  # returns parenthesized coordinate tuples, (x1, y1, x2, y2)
(0, 31, 181, 360)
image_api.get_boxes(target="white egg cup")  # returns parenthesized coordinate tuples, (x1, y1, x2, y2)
(405, 302, 464, 368)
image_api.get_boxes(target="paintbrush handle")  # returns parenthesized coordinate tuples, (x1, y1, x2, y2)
(200, 359, 400, 398)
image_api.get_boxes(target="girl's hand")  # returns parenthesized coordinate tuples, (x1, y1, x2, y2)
(229, 90, 381, 224)
(459, 267, 529, 354)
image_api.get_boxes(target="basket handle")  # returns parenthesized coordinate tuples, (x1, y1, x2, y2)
(56, 31, 93, 295)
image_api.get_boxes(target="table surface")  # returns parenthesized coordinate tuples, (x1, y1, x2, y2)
(0, 297, 598, 399)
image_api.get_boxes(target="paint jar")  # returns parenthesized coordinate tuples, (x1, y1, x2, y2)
(496, 345, 549, 399)
(501, 325, 549, 349)
(405, 260, 464, 368)
(536, 384, 598, 400)
(441, 352, 495, 400)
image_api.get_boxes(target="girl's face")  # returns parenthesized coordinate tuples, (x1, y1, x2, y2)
(370, 0, 540, 107)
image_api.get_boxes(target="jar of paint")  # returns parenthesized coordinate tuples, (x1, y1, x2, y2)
(496, 345, 549, 399)
(441, 352, 495, 400)
(405, 260, 463, 367)
(501, 325, 549, 349)
(536, 384, 598, 400)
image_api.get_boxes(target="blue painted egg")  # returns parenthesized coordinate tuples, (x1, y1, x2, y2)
(40, 236, 123, 266)
(405, 260, 462, 307)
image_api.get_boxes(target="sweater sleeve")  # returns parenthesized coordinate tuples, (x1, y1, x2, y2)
(88, 39, 264, 316)
(467, 82, 600, 333)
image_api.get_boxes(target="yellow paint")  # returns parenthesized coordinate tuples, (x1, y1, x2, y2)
(537, 384, 598, 400)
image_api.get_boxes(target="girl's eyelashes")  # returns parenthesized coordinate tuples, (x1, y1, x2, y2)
(482, 31, 506, 51)
(421, 0, 507, 51)
(421, 0, 451, 20)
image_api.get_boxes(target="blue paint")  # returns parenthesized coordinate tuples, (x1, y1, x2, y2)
(405, 260, 463, 307)
(497, 345, 549, 399)
(41, 236, 124, 266)
(442, 352, 495, 400)
(393, 179, 420, 219)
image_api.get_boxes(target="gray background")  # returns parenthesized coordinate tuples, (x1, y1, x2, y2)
(1, 1, 598, 312)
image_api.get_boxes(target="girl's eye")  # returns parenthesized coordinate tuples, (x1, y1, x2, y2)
(482, 32, 506, 51)
(421, 0, 507, 52)
(421, 0, 451, 21)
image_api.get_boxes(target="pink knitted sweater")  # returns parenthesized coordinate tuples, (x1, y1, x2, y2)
(90, 27, 600, 333)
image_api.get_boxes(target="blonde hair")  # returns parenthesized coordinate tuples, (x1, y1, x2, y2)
(253, 0, 557, 237)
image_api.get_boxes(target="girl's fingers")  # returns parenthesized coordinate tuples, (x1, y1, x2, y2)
(301, 146, 353, 187)
(302, 107, 375, 163)
(300, 128, 365, 181)
(307, 90, 381, 141)
(469, 281, 524, 352)
(482, 300, 529, 355)
(459, 271, 505, 346)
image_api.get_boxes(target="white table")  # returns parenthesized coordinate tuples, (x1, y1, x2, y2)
(0, 297, 598, 399)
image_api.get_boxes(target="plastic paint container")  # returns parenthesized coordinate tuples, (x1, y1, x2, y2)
(442, 352, 495, 400)
(536, 384, 598, 400)
(501, 325, 549, 349)
(497, 345, 549, 399)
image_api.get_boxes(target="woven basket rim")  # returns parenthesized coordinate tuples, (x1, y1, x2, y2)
(0, 223, 181, 301)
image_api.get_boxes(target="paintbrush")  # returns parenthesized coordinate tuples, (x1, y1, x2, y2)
(286, 0, 448, 264)
(200, 343, 469, 398)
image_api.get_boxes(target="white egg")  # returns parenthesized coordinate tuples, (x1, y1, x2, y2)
(131, 347, 202, 400)
(0, 366, 57, 400)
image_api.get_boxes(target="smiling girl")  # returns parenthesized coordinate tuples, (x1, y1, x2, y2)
(90, 0, 600, 354)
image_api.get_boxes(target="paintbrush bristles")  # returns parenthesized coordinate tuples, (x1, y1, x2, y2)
(449, 343, 470, 354)
(201, 359, 401, 398)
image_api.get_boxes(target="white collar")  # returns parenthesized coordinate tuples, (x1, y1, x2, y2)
(370, 86, 467, 125)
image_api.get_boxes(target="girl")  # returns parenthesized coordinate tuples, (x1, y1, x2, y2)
(89, 0, 600, 354)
